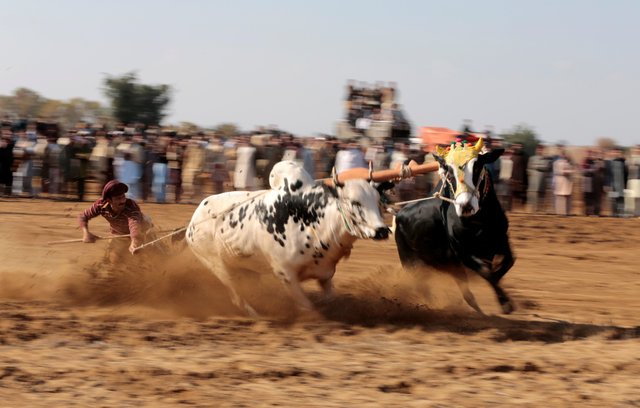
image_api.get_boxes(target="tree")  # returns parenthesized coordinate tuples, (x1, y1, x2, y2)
(0, 88, 110, 129)
(214, 123, 239, 138)
(103, 72, 171, 127)
(501, 123, 541, 156)
(39, 99, 66, 120)
(596, 137, 617, 150)
(0, 95, 14, 118)
(0, 88, 46, 118)
(179, 121, 200, 134)
(13, 88, 45, 118)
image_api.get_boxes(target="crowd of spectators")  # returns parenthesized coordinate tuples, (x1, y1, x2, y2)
(1, 119, 639, 217)
(491, 141, 640, 217)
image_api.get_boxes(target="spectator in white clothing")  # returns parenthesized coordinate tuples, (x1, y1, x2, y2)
(334, 140, 366, 175)
(552, 149, 574, 216)
(233, 136, 257, 190)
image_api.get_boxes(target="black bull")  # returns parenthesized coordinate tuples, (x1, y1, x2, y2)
(392, 149, 515, 314)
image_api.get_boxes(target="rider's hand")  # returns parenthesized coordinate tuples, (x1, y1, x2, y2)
(83, 232, 98, 243)
(129, 240, 142, 255)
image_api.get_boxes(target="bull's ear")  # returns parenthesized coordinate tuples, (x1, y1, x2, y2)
(376, 181, 394, 205)
(432, 152, 447, 168)
(478, 148, 504, 165)
(376, 181, 395, 194)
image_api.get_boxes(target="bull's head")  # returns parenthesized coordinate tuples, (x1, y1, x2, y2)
(337, 179, 390, 240)
(433, 139, 503, 217)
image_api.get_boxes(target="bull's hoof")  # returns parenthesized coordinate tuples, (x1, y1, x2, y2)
(500, 301, 515, 314)
(243, 304, 259, 318)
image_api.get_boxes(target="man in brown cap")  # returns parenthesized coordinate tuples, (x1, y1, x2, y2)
(78, 179, 151, 260)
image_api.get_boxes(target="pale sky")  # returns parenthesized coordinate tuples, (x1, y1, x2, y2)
(2, 0, 639, 145)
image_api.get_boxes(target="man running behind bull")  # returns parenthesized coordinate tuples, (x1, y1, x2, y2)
(78, 179, 152, 261)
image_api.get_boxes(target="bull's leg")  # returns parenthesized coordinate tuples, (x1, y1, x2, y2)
(274, 269, 314, 311)
(490, 282, 514, 314)
(289, 281, 315, 311)
(199, 258, 258, 317)
(219, 269, 259, 317)
(489, 246, 515, 314)
(317, 277, 334, 302)
(490, 246, 515, 284)
(466, 261, 515, 314)
(450, 267, 484, 314)
(470, 263, 515, 315)
(393, 223, 421, 269)
(231, 290, 259, 317)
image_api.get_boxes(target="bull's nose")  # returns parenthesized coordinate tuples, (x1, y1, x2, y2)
(373, 227, 390, 240)
(461, 203, 474, 215)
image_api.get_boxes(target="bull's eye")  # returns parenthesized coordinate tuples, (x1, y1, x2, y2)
(351, 201, 362, 207)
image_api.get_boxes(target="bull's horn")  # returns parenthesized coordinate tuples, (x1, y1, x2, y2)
(473, 138, 483, 152)
(368, 161, 374, 181)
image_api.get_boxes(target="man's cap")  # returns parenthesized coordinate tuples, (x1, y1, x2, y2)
(101, 180, 128, 200)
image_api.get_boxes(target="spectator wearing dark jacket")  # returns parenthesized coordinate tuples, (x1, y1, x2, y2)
(527, 144, 550, 213)
(581, 149, 606, 216)
(510, 143, 529, 209)
(605, 147, 628, 217)
(0, 130, 15, 195)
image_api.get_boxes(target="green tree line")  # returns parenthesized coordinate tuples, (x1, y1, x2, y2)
(0, 87, 110, 128)
(0, 72, 172, 129)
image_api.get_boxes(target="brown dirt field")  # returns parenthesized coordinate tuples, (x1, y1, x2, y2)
(0, 198, 639, 407)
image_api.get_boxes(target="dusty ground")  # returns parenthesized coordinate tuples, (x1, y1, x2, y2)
(0, 198, 639, 407)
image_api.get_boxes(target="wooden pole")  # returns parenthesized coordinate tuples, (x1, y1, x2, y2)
(47, 234, 131, 246)
(321, 161, 439, 184)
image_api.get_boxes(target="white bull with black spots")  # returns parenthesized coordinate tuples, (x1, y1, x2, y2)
(186, 161, 390, 316)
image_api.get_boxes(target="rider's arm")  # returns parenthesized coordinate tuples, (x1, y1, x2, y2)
(78, 201, 103, 243)
(127, 213, 145, 253)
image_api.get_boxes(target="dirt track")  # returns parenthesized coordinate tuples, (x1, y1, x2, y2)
(1, 199, 639, 407)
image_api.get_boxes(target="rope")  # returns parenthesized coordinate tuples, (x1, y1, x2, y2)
(130, 227, 187, 253)
(398, 163, 413, 180)
(131, 190, 271, 253)
(392, 176, 456, 208)
(392, 195, 438, 207)
(47, 234, 131, 246)
(391, 166, 490, 208)
(335, 200, 354, 235)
